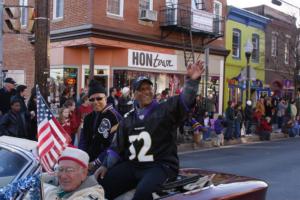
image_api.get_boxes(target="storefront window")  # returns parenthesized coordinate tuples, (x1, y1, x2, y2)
(50, 68, 78, 111)
(83, 68, 109, 93)
(113, 70, 184, 96)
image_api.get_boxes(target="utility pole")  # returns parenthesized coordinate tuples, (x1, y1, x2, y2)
(0, 0, 4, 88)
(35, 0, 50, 99)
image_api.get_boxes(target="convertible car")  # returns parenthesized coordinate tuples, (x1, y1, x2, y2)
(0, 136, 268, 200)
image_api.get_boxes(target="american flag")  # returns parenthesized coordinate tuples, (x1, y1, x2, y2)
(36, 86, 71, 172)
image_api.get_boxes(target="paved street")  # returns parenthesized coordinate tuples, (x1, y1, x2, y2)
(179, 137, 300, 200)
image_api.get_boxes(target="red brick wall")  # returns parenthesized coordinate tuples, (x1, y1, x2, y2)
(50, 0, 90, 30)
(50, 0, 226, 50)
(3, 0, 35, 96)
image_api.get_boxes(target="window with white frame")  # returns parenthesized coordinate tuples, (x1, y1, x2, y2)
(214, 1, 222, 17)
(107, 0, 124, 17)
(232, 29, 241, 58)
(20, 0, 28, 27)
(139, 0, 153, 10)
(192, 0, 204, 10)
(284, 35, 291, 64)
(53, 0, 64, 19)
(252, 34, 259, 62)
(213, 1, 222, 34)
(271, 32, 278, 57)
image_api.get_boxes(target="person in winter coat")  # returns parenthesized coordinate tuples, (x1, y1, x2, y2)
(64, 99, 81, 143)
(43, 148, 105, 200)
(79, 79, 122, 174)
(257, 116, 272, 141)
(244, 100, 253, 135)
(214, 115, 224, 146)
(277, 99, 288, 130)
(264, 98, 274, 118)
(11, 85, 31, 137)
(0, 98, 29, 139)
(289, 100, 297, 121)
(78, 95, 93, 122)
(27, 88, 37, 140)
(11, 85, 28, 113)
(0, 78, 16, 116)
(107, 87, 118, 109)
(256, 97, 265, 116)
(94, 61, 205, 200)
(225, 101, 235, 140)
(117, 87, 133, 116)
(234, 103, 243, 138)
(58, 107, 73, 139)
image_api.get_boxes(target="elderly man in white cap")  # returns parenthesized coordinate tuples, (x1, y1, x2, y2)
(43, 147, 105, 200)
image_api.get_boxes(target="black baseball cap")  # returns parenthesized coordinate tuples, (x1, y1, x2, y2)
(4, 77, 16, 85)
(133, 76, 153, 91)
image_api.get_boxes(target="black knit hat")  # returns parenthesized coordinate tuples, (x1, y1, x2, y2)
(88, 79, 106, 97)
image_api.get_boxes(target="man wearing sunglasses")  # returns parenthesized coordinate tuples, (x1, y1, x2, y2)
(78, 80, 122, 174)
(95, 60, 205, 200)
(43, 147, 105, 199)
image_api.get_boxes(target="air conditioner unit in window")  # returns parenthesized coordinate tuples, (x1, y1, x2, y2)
(139, 9, 158, 22)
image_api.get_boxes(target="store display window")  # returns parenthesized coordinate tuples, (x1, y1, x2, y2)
(49, 68, 78, 109)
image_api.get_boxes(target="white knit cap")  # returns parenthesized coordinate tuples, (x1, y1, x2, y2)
(58, 147, 89, 168)
(122, 87, 130, 95)
(246, 100, 252, 106)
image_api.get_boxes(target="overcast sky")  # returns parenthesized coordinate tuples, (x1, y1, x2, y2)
(227, 0, 300, 24)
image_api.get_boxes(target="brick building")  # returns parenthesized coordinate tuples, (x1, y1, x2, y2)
(3, 0, 229, 112)
(246, 5, 298, 98)
(2, 0, 35, 91)
(49, 0, 229, 112)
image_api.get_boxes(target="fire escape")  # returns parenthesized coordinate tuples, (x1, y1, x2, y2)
(160, 0, 224, 67)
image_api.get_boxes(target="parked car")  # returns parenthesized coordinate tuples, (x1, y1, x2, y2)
(0, 136, 268, 200)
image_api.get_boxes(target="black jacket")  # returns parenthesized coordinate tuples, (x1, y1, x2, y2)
(79, 105, 122, 162)
(244, 105, 253, 121)
(11, 94, 28, 113)
(226, 107, 235, 121)
(0, 88, 16, 115)
(0, 110, 29, 139)
(107, 96, 118, 109)
(103, 79, 200, 173)
(118, 96, 133, 117)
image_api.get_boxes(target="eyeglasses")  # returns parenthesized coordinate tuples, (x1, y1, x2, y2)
(89, 97, 104, 102)
(55, 166, 79, 174)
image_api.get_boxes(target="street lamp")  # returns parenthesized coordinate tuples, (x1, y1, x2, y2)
(245, 39, 253, 101)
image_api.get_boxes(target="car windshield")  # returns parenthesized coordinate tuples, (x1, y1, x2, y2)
(0, 147, 28, 187)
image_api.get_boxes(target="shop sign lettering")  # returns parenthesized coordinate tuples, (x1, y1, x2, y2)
(128, 49, 177, 71)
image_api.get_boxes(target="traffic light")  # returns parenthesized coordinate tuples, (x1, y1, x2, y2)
(272, 0, 282, 6)
(27, 8, 35, 33)
(5, 7, 21, 33)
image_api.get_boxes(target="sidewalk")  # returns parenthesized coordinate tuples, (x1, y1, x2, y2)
(177, 132, 288, 153)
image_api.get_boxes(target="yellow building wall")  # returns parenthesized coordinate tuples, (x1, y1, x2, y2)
(224, 20, 266, 109)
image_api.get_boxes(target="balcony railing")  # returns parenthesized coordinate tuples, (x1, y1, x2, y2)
(160, 4, 224, 36)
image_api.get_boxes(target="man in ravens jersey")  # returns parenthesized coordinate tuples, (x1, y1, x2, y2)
(79, 79, 122, 173)
(95, 61, 205, 200)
